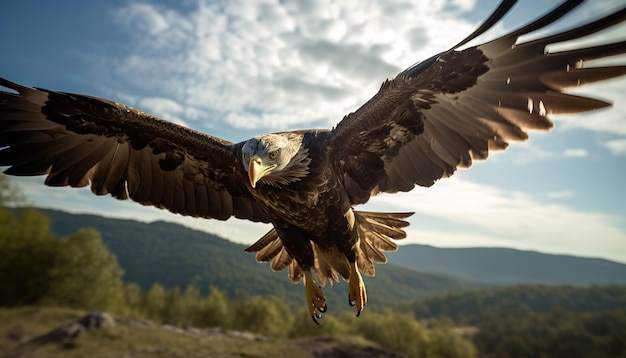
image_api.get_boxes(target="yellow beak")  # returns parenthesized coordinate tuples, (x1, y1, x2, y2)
(248, 155, 277, 188)
(248, 156, 263, 188)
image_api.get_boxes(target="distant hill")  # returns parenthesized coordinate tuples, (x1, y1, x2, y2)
(36, 208, 467, 309)
(31, 208, 626, 309)
(386, 244, 626, 286)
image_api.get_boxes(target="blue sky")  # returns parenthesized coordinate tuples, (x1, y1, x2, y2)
(1, 0, 625, 264)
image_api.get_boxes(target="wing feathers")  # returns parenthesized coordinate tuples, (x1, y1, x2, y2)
(330, 1, 626, 200)
(541, 66, 626, 88)
(0, 79, 269, 222)
(354, 211, 412, 276)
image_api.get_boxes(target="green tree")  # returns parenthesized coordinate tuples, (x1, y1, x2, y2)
(0, 176, 56, 305)
(123, 282, 144, 317)
(180, 284, 203, 326)
(355, 310, 429, 358)
(143, 283, 167, 322)
(196, 286, 232, 328)
(1, 175, 126, 312)
(288, 309, 349, 338)
(232, 295, 294, 337)
(426, 326, 476, 358)
(162, 286, 185, 325)
(0, 207, 56, 306)
(0, 174, 25, 207)
(42, 229, 125, 311)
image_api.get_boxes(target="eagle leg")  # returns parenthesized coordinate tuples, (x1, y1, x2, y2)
(303, 270, 327, 324)
(348, 261, 367, 316)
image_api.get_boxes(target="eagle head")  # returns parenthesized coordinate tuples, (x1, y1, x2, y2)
(241, 133, 310, 188)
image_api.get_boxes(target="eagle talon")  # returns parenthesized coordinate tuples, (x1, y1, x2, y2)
(304, 270, 327, 324)
(348, 262, 367, 316)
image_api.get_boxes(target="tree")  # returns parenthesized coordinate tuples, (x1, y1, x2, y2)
(232, 295, 294, 337)
(0, 174, 25, 207)
(0, 207, 56, 306)
(355, 310, 429, 358)
(288, 309, 349, 338)
(123, 282, 144, 317)
(178, 285, 204, 326)
(426, 326, 476, 358)
(1, 175, 126, 311)
(43, 229, 125, 311)
(196, 286, 232, 328)
(0, 175, 57, 306)
(143, 283, 167, 322)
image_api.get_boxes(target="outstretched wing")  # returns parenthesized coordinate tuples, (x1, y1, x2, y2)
(327, 0, 626, 205)
(0, 78, 268, 222)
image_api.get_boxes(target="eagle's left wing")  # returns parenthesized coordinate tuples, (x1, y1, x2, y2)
(0, 78, 269, 222)
(326, 0, 626, 205)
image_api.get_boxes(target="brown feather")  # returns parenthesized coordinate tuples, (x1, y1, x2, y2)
(0, 78, 269, 222)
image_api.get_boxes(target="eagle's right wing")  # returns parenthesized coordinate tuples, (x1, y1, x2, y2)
(0, 78, 268, 222)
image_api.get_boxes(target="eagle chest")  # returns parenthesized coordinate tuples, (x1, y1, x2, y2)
(253, 181, 334, 225)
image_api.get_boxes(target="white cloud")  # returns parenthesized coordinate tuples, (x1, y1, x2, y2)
(368, 177, 626, 263)
(602, 139, 626, 156)
(563, 148, 588, 158)
(555, 80, 626, 136)
(5, 0, 626, 266)
(10, 172, 626, 263)
(10, 176, 272, 246)
(115, 3, 170, 36)
(99, 0, 481, 133)
(99, 0, 626, 141)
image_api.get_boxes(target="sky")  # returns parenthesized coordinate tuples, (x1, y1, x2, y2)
(1, 0, 625, 264)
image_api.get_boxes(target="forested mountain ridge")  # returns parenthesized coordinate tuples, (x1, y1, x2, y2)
(386, 244, 626, 285)
(36, 208, 468, 309)
(36, 207, 626, 293)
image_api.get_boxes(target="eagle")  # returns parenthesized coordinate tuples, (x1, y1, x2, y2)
(1, 0, 625, 323)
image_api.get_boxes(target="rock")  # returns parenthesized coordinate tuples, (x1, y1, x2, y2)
(77, 311, 115, 331)
(31, 311, 115, 345)
(6, 325, 32, 344)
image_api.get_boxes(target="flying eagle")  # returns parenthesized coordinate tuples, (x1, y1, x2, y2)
(1, 0, 625, 323)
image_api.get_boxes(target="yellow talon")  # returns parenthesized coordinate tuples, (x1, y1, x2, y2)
(348, 261, 367, 316)
(303, 270, 327, 324)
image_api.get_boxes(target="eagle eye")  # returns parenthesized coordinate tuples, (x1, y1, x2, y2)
(268, 151, 279, 160)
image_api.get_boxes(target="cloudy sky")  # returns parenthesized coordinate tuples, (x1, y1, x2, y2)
(1, 0, 625, 264)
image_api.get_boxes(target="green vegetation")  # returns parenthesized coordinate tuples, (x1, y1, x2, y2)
(398, 284, 626, 357)
(0, 177, 124, 312)
(400, 284, 626, 325)
(0, 307, 324, 358)
(38, 207, 468, 311)
(0, 174, 473, 358)
(473, 308, 626, 358)
(2, 174, 626, 358)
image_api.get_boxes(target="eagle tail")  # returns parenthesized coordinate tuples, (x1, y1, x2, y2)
(244, 211, 413, 284)
(354, 211, 413, 277)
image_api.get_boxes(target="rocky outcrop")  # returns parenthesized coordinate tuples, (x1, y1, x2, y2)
(31, 311, 115, 346)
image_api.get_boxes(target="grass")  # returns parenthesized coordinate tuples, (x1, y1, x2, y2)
(0, 307, 396, 358)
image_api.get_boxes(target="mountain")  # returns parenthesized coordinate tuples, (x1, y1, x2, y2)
(36, 208, 467, 309)
(386, 244, 626, 286)
(33, 208, 626, 308)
